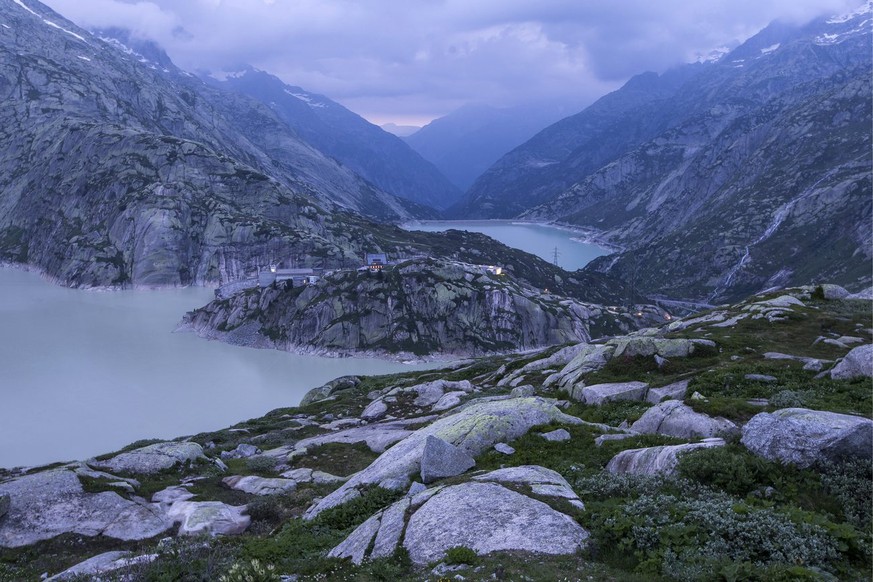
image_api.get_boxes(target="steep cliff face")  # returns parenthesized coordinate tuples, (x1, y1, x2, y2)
(0, 0, 426, 287)
(455, 7, 873, 301)
(185, 259, 662, 357)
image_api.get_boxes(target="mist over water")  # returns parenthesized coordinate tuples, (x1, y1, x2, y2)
(405, 221, 610, 271)
(0, 268, 431, 468)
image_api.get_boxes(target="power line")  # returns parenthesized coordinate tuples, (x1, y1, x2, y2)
(552, 246, 560, 267)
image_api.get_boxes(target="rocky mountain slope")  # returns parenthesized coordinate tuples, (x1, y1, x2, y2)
(455, 6, 873, 302)
(1, 285, 870, 580)
(405, 102, 580, 191)
(208, 68, 461, 210)
(0, 0, 434, 287)
(184, 258, 665, 357)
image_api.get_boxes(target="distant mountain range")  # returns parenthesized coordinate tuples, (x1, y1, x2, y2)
(207, 68, 461, 210)
(453, 4, 873, 302)
(405, 102, 583, 191)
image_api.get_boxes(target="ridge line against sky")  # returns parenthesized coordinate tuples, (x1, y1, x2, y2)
(40, 0, 866, 126)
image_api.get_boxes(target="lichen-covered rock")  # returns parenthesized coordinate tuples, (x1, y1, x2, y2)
(830, 344, 873, 380)
(91, 442, 204, 474)
(300, 376, 362, 406)
(549, 344, 615, 389)
(646, 380, 689, 404)
(304, 397, 581, 518)
(361, 399, 388, 421)
(819, 284, 850, 299)
(572, 381, 649, 405)
(166, 501, 250, 536)
(606, 439, 725, 475)
(741, 408, 873, 468)
(402, 482, 588, 564)
(327, 511, 382, 564)
(220, 443, 261, 459)
(539, 429, 571, 442)
(221, 475, 297, 495)
(279, 468, 346, 484)
(0, 494, 9, 519)
(631, 401, 738, 439)
(47, 551, 157, 581)
(420, 436, 476, 484)
(0, 470, 171, 548)
(370, 498, 411, 559)
(432, 391, 466, 412)
(472, 465, 580, 503)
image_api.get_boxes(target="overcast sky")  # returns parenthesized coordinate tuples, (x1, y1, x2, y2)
(41, 0, 863, 126)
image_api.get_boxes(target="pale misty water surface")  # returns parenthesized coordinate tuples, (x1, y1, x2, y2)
(405, 220, 610, 270)
(0, 268, 432, 468)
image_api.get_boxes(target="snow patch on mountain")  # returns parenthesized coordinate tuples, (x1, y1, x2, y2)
(759, 43, 780, 55)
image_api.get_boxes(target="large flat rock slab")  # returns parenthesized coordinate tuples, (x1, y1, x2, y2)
(606, 439, 725, 476)
(0, 470, 170, 548)
(572, 381, 649, 405)
(741, 408, 873, 468)
(304, 397, 581, 518)
(329, 470, 588, 566)
(631, 400, 737, 439)
(402, 482, 588, 564)
(91, 441, 204, 474)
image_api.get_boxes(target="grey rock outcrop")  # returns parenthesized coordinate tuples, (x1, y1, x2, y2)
(304, 396, 581, 518)
(166, 501, 250, 536)
(47, 550, 157, 581)
(539, 429, 571, 442)
(91, 441, 205, 474)
(402, 482, 588, 564)
(0, 494, 8, 519)
(0, 470, 171, 548)
(420, 436, 476, 484)
(221, 475, 297, 495)
(330, 467, 589, 565)
(361, 399, 389, 421)
(631, 401, 738, 439)
(220, 443, 261, 459)
(606, 438, 726, 476)
(548, 344, 616, 390)
(279, 468, 346, 485)
(300, 376, 361, 406)
(572, 381, 649, 405)
(819, 284, 850, 299)
(741, 408, 873, 468)
(187, 259, 605, 357)
(829, 344, 873, 380)
(646, 380, 690, 404)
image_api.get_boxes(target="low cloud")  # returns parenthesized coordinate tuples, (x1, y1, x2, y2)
(41, 0, 863, 124)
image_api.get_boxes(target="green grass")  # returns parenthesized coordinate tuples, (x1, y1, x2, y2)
(290, 442, 378, 477)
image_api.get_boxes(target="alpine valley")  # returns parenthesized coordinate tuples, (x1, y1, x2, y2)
(0, 0, 871, 581)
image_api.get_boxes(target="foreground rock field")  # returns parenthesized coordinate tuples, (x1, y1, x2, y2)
(1, 284, 871, 581)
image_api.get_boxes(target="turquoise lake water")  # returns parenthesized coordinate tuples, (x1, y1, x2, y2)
(404, 220, 610, 271)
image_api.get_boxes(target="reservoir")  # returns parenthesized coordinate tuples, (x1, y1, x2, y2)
(0, 222, 609, 468)
(0, 268, 430, 468)
(404, 220, 610, 271)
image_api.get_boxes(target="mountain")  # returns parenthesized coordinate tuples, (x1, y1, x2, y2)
(406, 102, 582, 192)
(381, 123, 420, 137)
(207, 68, 461, 210)
(457, 5, 873, 302)
(0, 0, 436, 287)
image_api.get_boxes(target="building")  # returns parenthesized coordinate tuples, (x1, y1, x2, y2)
(258, 266, 322, 287)
(365, 253, 388, 271)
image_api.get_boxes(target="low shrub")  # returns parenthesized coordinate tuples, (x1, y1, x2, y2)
(444, 545, 478, 565)
(589, 491, 842, 580)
